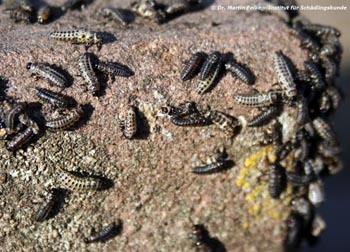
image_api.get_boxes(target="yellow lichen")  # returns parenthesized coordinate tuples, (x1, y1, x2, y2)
(236, 145, 292, 224)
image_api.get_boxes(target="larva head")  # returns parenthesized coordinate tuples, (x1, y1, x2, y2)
(211, 51, 221, 61)
(83, 238, 90, 244)
(26, 62, 33, 70)
(161, 106, 169, 114)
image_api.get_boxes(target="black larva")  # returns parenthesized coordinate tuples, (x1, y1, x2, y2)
(27, 63, 68, 88)
(35, 188, 60, 222)
(312, 117, 337, 144)
(225, 61, 255, 84)
(196, 61, 223, 94)
(233, 90, 286, 107)
(6, 126, 34, 152)
(248, 107, 280, 127)
(181, 52, 207, 81)
(78, 52, 100, 96)
(5, 102, 25, 133)
(273, 51, 297, 97)
(171, 114, 209, 127)
(34, 87, 73, 107)
(96, 61, 134, 77)
(303, 61, 326, 91)
(84, 220, 122, 243)
(268, 163, 286, 199)
(199, 51, 221, 80)
(192, 148, 230, 174)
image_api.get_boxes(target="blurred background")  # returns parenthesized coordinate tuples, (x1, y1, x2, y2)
(297, 0, 350, 252)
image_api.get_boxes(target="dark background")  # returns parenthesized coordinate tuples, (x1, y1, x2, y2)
(298, 0, 350, 251)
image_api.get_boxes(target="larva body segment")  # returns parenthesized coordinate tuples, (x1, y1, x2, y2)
(78, 52, 100, 96)
(96, 61, 134, 77)
(204, 110, 239, 135)
(296, 95, 309, 126)
(120, 106, 137, 139)
(301, 24, 341, 38)
(312, 117, 337, 144)
(56, 167, 103, 191)
(27, 63, 68, 88)
(225, 61, 255, 84)
(45, 107, 84, 130)
(303, 61, 326, 91)
(6, 127, 34, 152)
(171, 114, 209, 127)
(248, 106, 280, 127)
(181, 52, 207, 81)
(196, 61, 223, 94)
(50, 30, 103, 50)
(35, 188, 60, 222)
(199, 51, 221, 80)
(273, 51, 297, 97)
(5, 103, 25, 133)
(34, 87, 73, 107)
(84, 220, 121, 243)
(233, 90, 285, 107)
(268, 163, 286, 199)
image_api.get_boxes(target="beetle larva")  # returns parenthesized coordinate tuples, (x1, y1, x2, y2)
(35, 188, 60, 222)
(120, 106, 137, 139)
(248, 106, 280, 127)
(308, 180, 325, 207)
(50, 30, 103, 50)
(303, 61, 326, 91)
(204, 110, 239, 135)
(317, 142, 341, 158)
(312, 117, 337, 144)
(285, 213, 303, 249)
(273, 51, 297, 97)
(268, 163, 286, 199)
(301, 24, 341, 39)
(326, 86, 341, 110)
(27, 63, 68, 88)
(161, 101, 198, 118)
(98, 7, 130, 26)
(56, 166, 103, 191)
(37, 5, 51, 24)
(196, 61, 223, 94)
(78, 52, 100, 96)
(34, 87, 73, 107)
(181, 52, 207, 81)
(171, 114, 209, 127)
(320, 55, 337, 82)
(199, 51, 221, 80)
(233, 90, 285, 107)
(318, 91, 331, 113)
(84, 220, 122, 243)
(189, 225, 213, 252)
(45, 107, 84, 130)
(225, 61, 255, 84)
(96, 61, 134, 77)
(5, 102, 25, 133)
(286, 170, 315, 186)
(296, 94, 309, 126)
(6, 126, 34, 152)
(294, 131, 310, 162)
(4, 7, 32, 23)
(192, 148, 229, 174)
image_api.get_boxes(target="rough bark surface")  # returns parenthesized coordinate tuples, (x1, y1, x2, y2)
(0, 1, 309, 251)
